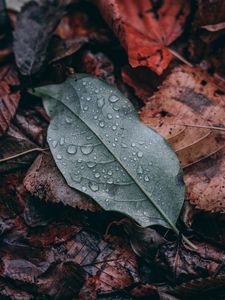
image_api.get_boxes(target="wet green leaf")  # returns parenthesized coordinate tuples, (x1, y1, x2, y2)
(33, 75, 185, 231)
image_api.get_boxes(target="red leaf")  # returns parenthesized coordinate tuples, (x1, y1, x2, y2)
(97, 0, 190, 74)
(0, 65, 20, 136)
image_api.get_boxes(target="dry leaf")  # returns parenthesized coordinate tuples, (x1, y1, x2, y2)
(97, 0, 190, 74)
(0, 65, 20, 136)
(24, 153, 100, 212)
(140, 65, 225, 213)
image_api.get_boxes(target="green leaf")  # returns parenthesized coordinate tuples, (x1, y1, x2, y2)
(33, 75, 185, 232)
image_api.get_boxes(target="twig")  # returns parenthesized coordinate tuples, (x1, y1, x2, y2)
(168, 48, 193, 68)
(182, 124, 225, 131)
(0, 147, 49, 163)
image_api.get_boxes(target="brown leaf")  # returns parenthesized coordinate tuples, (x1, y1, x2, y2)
(0, 124, 38, 172)
(0, 65, 20, 136)
(121, 64, 170, 103)
(97, 0, 190, 74)
(55, 2, 112, 44)
(37, 261, 85, 299)
(60, 230, 140, 298)
(140, 65, 225, 214)
(155, 239, 225, 283)
(24, 153, 100, 212)
(194, 0, 225, 28)
(78, 50, 116, 85)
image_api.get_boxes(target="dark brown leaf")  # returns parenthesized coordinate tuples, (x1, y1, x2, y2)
(0, 65, 20, 136)
(24, 153, 100, 212)
(13, 1, 66, 75)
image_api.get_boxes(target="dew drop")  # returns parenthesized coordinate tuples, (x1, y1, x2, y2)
(137, 166, 143, 174)
(65, 116, 73, 124)
(113, 105, 120, 111)
(86, 135, 93, 140)
(144, 175, 149, 182)
(107, 113, 113, 119)
(108, 170, 113, 175)
(137, 151, 143, 158)
(99, 121, 105, 128)
(87, 162, 96, 168)
(94, 115, 98, 120)
(123, 157, 127, 161)
(83, 105, 89, 111)
(67, 145, 77, 154)
(81, 145, 94, 155)
(121, 143, 127, 148)
(82, 81, 87, 86)
(52, 140, 58, 148)
(112, 143, 116, 147)
(70, 174, 81, 183)
(89, 182, 99, 192)
(86, 96, 91, 101)
(97, 98, 105, 108)
(107, 178, 113, 184)
(48, 137, 52, 141)
(116, 115, 120, 119)
(131, 143, 136, 147)
(112, 125, 117, 131)
(95, 173, 100, 178)
(82, 186, 87, 192)
(109, 94, 119, 103)
(56, 154, 62, 160)
(60, 137, 64, 145)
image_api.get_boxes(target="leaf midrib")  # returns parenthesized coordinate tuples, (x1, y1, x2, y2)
(55, 80, 180, 234)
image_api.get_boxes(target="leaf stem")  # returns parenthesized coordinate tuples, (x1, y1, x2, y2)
(168, 48, 193, 68)
(178, 124, 225, 131)
(0, 147, 49, 163)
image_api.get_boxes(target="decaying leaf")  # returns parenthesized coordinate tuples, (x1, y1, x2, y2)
(140, 65, 225, 214)
(0, 124, 38, 172)
(24, 153, 100, 212)
(96, 0, 190, 74)
(33, 75, 185, 234)
(55, 2, 112, 44)
(0, 65, 20, 136)
(13, 1, 66, 75)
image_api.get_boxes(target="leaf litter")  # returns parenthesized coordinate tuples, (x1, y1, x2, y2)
(1, 0, 225, 299)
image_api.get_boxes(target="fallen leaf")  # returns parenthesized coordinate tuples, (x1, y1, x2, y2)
(155, 239, 225, 283)
(0, 124, 38, 172)
(37, 261, 85, 299)
(96, 0, 190, 74)
(139, 65, 225, 214)
(24, 153, 100, 212)
(202, 22, 225, 32)
(55, 2, 112, 44)
(13, 1, 66, 75)
(78, 50, 116, 85)
(194, 0, 225, 29)
(33, 75, 185, 235)
(57, 230, 140, 298)
(131, 275, 225, 299)
(0, 65, 20, 136)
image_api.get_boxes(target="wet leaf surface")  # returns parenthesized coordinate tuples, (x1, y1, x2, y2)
(33, 75, 185, 232)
